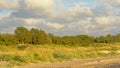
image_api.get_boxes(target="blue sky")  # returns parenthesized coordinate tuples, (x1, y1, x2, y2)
(61, 0, 96, 8)
(0, 10, 13, 15)
(0, 0, 120, 36)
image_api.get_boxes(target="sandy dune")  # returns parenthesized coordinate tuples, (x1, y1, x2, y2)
(15, 56, 120, 68)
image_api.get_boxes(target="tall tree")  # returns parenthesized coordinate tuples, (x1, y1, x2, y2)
(95, 36, 106, 43)
(15, 27, 31, 44)
(115, 34, 120, 43)
(30, 28, 40, 44)
(0, 33, 3, 44)
(39, 30, 50, 44)
(105, 34, 113, 43)
(30, 28, 51, 44)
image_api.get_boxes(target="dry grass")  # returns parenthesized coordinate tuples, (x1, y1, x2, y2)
(0, 44, 120, 67)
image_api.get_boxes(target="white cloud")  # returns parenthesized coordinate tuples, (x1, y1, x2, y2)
(0, 0, 19, 10)
(24, 18, 41, 26)
(0, 16, 5, 20)
(95, 17, 115, 25)
(100, 0, 120, 5)
(50, 4, 94, 24)
(0, 0, 119, 36)
(44, 22, 64, 30)
(11, 0, 56, 19)
(24, 0, 55, 9)
(116, 0, 120, 4)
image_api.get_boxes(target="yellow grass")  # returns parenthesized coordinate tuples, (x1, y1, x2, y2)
(0, 44, 120, 67)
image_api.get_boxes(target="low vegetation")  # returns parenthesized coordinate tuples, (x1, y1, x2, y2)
(1, 27, 120, 67)
(0, 44, 120, 67)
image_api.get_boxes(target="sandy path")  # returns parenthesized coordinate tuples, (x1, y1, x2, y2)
(14, 56, 120, 68)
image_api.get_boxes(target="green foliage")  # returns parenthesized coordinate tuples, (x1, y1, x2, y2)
(53, 52, 73, 60)
(30, 28, 51, 44)
(1, 26, 120, 46)
(0, 54, 12, 61)
(0, 33, 17, 46)
(12, 55, 26, 63)
(33, 53, 41, 60)
(15, 27, 31, 44)
(2, 26, 120, 67)
(105, 34, 113, 43)
(95, 36, 106, 43)
(16, 44, 28, 50)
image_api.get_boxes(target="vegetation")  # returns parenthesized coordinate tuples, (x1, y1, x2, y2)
(1, 27, 120, 67)
(0, 26, 120, 45)
(0, 44, 120, 67)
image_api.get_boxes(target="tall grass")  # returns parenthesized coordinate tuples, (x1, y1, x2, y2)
(0, 43, 120, 67)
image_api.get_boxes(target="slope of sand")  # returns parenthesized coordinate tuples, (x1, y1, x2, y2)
(14, 56, 120, 68)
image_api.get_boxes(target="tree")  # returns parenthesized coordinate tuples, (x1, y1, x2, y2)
(30, 28, 51, 44)
(75, 35, 94, 44)
(15, 27, 31, 44)
(0, 33, 3, 44)
(115, 34, 120, 43)
(39, 30, 50, 44)
(2, 34, 18, 45)
(105, 34, 113, 43)
(95, 36, 106, 43)
(62, 36, 76, 45)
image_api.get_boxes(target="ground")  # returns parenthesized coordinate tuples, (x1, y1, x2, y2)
(14, 56, 120, 68)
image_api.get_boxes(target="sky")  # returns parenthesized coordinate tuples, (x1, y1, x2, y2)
(0, 0, 120, 36)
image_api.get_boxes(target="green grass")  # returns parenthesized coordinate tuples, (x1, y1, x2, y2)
(0, 43, 120, 67)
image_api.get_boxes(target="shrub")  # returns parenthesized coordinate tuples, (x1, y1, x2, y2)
(16, 44, 28, 50)
(53, 52, 72, 60)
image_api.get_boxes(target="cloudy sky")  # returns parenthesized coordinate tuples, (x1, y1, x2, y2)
(0, 0, 120, 36)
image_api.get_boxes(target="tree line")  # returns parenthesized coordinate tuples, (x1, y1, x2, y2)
(0, 27, 120, 46)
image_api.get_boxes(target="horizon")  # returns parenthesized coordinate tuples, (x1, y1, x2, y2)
(0, 26, 119, 37)
(0, 0, 120, 36)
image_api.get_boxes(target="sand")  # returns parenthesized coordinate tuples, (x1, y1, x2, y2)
(14, 56, 120, 68)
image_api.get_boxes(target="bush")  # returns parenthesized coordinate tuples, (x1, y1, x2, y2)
(16, 44, 28, 50)
(53, 53, 72, 60)
(0, 54, 12, 61)
(12, 55, 26, 63)
(33, 53, 42, 60)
